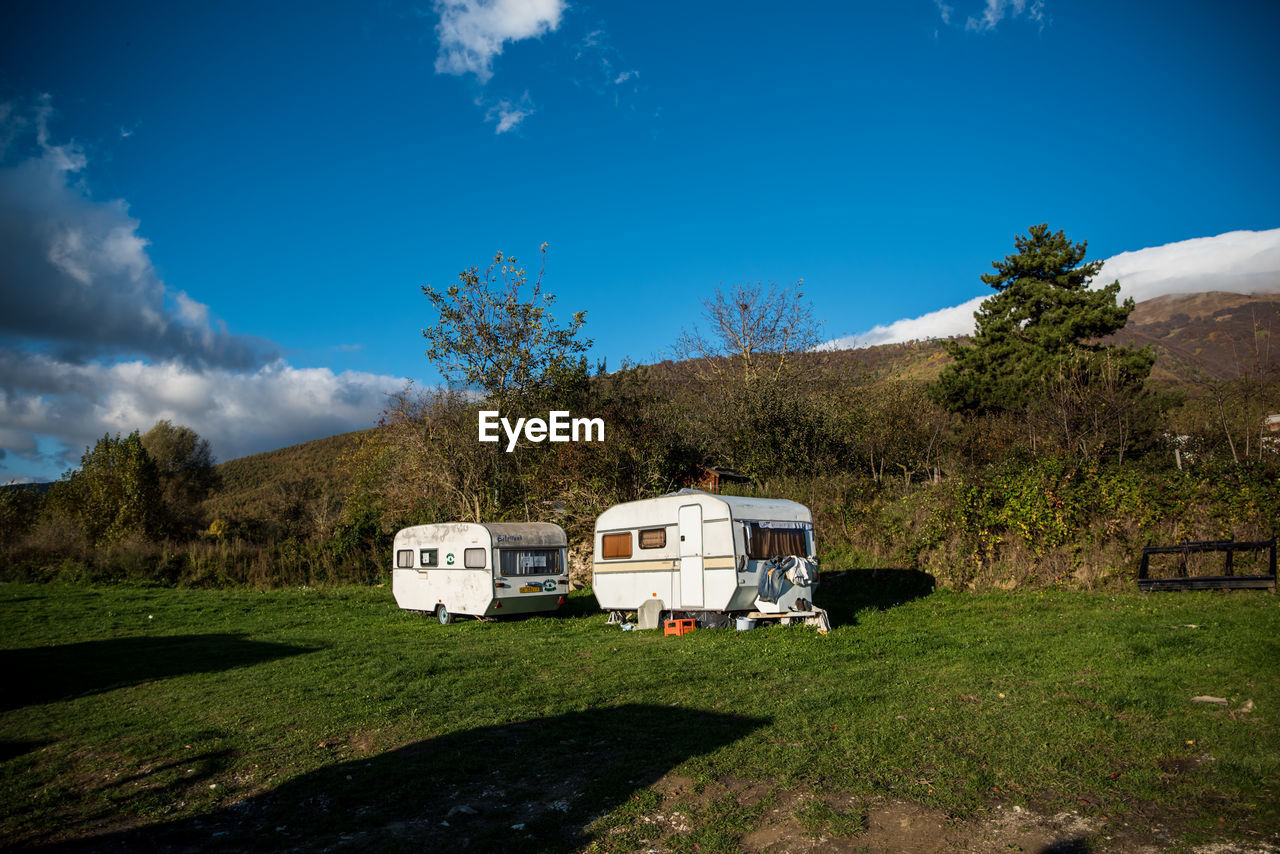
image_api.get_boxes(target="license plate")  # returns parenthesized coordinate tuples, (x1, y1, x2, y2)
(518, 585, 542, 594)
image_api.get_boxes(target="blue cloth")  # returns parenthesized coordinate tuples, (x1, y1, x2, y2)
(757, 559, 791, 603)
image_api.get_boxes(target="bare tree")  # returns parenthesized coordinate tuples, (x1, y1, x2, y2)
(1034, 350, 1156, 464)
(675, 281, 820, 391)
(1186, 306, 1279, 464)
(350, 386, 497, 526)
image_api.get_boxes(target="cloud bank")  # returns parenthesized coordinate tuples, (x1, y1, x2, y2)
(822, 228, 1280, 350)
(820, 296, 989, 350)
(0, 98, 273, 369)
(0, 352, 404, 478)
(0, 101, 407, 482)
(1099, 230, 1280, 302)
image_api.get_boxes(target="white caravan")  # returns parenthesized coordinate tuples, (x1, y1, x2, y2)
(592, 490, 825, 624)
(392, 522, 569, 624)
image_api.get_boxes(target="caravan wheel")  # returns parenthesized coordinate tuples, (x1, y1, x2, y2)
(435, 604, 454, 625)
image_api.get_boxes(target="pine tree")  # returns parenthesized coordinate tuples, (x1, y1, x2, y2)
(934, 224, 1153, 414)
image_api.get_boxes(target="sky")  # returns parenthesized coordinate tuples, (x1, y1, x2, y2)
(2, 0, 1279, 482)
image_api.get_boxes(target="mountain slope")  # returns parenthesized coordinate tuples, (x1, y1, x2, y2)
(1109, 291, 1280, 383)
(203, 429, 373, 524)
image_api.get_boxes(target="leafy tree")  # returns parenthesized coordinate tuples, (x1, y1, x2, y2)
(141, 420, 220, 534)
(55, 431, 162, 545)
(725, 387, 843, 480)
(0, 484, 42, 548)
(934, 224, 1153, 415)
(422, 244, 592, 410)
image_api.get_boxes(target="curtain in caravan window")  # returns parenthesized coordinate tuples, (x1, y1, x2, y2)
(745, 523, 808, 560)
(601, 532, 632, 559)
(638, 528, 666, 549)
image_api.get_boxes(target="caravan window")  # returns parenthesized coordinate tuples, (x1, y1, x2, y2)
(396, 549, 414, 568)
(499, 548, 563, 576)
(601, 532, 632, 559)
(419, 549, 438, 567)
(638, 528, 666, 549)
(463, 548, 487, 569)
(745, 522, 810, 560)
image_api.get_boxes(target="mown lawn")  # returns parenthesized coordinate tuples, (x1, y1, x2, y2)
(1, 575, 1277, 852)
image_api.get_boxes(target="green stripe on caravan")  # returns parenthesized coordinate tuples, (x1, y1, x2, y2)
(478, 410, 605, 452)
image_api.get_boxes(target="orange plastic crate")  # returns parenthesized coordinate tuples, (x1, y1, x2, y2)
(664, 618, 696, 636)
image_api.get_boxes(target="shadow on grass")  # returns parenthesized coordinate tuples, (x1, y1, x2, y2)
(817, 568, 935, 625)
(55, 705, 768, 853)
(1, 634, 317, 711)
(0, 739, 52, 763)
(558, 588, 604, 618)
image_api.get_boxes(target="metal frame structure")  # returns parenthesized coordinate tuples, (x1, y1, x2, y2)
(1138, 538, 1277, 592)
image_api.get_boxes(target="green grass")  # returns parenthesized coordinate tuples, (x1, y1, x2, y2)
(1, 577, 1277, 851)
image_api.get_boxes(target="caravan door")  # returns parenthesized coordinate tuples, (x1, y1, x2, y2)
(678, 503, 704, 608)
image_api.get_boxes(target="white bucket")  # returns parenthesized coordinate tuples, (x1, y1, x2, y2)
(735, 617, 756, 631)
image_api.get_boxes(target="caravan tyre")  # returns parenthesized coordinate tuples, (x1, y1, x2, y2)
(435, 604, 454, 625)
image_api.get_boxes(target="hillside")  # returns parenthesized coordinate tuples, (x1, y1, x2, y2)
(202, 291, 1278, 520)
(641, 338, 952, 387)
(1110, 290, 1280, 383)
(804, 290, 1279, 386)
(202, 429, 373, 526)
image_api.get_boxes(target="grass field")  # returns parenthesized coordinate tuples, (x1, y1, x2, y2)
(1, 574, 1277, 852)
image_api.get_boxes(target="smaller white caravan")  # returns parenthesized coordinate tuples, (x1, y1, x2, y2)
(392, 522, 569, 624)
(593, 489, 827, 627)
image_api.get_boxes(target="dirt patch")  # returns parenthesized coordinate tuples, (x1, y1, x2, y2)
(739, 797, 1098, 854)
(741, 789, 865, 853)
(616, 772, 1280, 854)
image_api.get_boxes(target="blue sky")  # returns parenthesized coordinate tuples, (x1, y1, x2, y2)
(2, 0, 1279, 481)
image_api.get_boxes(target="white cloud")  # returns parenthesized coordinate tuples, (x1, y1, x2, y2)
(1098, 229, 1280, 303)
(613, 70, 637, 85)
(821, 228, 1280, 350)
(820, 296, 987, 350)
(485, 95, 535, 134)
(952, 0, 1046, 33)
(434, 0, 566, 83)
(0, 352, 407, 477)
(494, 108, 529, 133)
